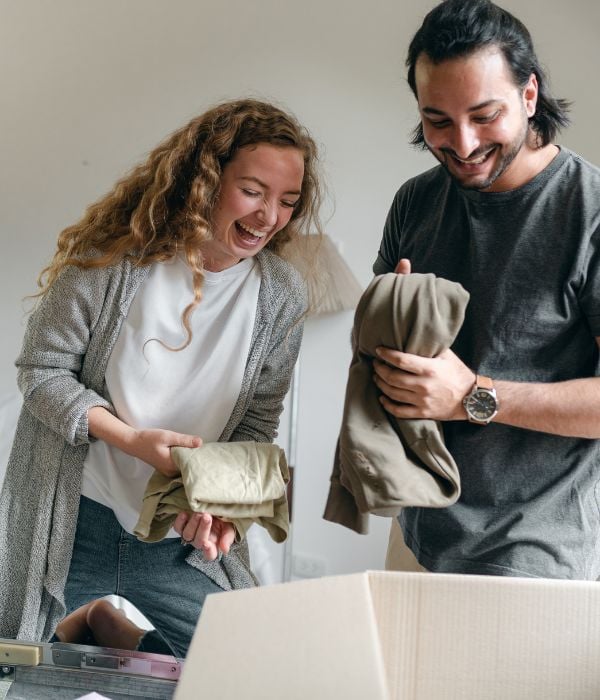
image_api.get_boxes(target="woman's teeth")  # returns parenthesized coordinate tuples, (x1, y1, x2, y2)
(238, 222, 267, 238)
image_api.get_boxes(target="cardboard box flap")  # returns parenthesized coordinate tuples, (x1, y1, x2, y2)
(367, 571, 600, 700)
(174, 572, 389, 700)
(176, 570, 600, 699)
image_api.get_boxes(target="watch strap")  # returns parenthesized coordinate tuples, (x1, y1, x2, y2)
(476, 374, 494, 390)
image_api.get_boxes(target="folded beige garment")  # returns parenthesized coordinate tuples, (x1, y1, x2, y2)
(324, 272, 469, 534)
(134, 442, 290, 544)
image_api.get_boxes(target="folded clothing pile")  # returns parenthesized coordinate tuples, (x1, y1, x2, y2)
(323, 272, 469, 534)
(134, 441, 289, 543)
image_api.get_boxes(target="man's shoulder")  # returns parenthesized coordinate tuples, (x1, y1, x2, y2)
(560, 146, 600, 168)
(398, 163, 447, 193)
(389, 163, 451, 211)
(557, 147, 600, 184)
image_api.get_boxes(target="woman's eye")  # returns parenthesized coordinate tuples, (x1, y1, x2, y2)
(242, 189, 260, 197)
(281, 200, 299, 209)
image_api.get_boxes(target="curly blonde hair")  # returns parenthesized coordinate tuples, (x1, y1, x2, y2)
(38, 98, 324, 348)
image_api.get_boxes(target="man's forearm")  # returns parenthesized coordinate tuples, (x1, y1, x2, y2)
(494, 377, 600, 439)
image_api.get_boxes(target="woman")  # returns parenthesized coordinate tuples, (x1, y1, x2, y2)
(0, 98, 323, 656)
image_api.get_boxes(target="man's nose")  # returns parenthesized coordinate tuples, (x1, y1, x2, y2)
(450, 124, 480, 159)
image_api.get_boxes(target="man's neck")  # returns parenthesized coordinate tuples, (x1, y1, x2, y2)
(484, 142, 559, 193)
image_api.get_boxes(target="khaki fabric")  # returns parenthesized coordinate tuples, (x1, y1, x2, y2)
(135, 442, 289, 544)
(323, 272, 469, 534)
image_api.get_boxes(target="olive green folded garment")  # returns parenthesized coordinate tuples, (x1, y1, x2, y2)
(134, 441, 289, 543)
(323, 272, 469, 534)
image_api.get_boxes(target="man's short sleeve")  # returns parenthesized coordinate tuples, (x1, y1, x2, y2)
(372, 188, 406, 276)
(580, 226, 600, 337)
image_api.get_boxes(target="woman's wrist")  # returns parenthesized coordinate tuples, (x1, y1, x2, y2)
(88, 406, 137, 454)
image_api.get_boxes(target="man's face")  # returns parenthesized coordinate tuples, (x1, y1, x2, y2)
(414, 47, 538, 192)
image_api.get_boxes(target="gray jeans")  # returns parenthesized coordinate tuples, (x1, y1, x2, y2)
(63, 496, 225, 657)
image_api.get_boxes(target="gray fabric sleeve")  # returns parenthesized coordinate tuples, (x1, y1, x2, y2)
(230, 288, 307, 444)
(15, 264, 114, 446)
(579, 226, 600, 336)
(373, 185, 411, 276)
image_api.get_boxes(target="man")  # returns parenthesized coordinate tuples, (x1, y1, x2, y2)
(373, 0, 600, 579)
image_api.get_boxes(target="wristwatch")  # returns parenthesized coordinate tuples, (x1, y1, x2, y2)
(462, 374, 499, 425)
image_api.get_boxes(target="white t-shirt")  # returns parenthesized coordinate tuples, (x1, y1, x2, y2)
(81, 256, 261, 535)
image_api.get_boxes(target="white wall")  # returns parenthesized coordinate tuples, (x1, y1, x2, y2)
(1, 0, 599, 580)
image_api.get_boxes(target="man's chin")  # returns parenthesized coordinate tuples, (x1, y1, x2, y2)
(442, 162, 497, 191)
(455, 174, 496, 190)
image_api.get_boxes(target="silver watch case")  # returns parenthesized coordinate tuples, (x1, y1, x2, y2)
(463, 386, 498, 425)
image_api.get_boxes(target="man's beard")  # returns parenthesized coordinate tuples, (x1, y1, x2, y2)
(429, 116, 529, 191)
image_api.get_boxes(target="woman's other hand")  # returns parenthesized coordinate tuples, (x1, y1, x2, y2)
(174, 512, 236, 560)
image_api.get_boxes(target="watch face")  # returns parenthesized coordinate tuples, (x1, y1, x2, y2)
(465, 389, 497, 421)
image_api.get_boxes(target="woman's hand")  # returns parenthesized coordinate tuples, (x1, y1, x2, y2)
(125, 428, 202, 478)
(174, 512, 236, 561)
(88, 407, 202, 477)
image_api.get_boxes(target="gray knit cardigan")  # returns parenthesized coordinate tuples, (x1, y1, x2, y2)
(0, 249, 307, 641)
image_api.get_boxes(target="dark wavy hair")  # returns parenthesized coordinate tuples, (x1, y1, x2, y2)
(406, 0, 571, 148)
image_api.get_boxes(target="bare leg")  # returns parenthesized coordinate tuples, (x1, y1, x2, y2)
(86, 599, 147, 650)
(54, 601, 96, 643)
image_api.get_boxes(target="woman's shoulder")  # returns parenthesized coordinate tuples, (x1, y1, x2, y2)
(52, 254, 143, 290)
(41, 255, 149, 321)
(256, 249, 305, 293)
(255, 250, 308, 321)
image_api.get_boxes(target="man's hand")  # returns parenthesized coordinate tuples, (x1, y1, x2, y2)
(395, 258, 411, 275)
(373, 347, 475, 421)
(174, 512, 236, 561)
(376, 256, 474, 421)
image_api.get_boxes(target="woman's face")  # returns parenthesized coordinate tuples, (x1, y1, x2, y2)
(203, 143, 305, 271)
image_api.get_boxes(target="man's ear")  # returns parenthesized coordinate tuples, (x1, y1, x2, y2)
(523, 73, 538, 118)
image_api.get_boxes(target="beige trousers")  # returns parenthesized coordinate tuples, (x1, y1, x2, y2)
(385, 518, 427, 573)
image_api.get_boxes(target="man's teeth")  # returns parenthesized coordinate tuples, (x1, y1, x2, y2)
(454, 150, 493, 165)
(238, 222, 267, 238)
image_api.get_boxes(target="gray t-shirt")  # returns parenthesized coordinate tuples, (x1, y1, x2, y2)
(374, 147, 600, 579)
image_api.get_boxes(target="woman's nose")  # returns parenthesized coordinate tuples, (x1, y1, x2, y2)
(258, 199, 278, 228)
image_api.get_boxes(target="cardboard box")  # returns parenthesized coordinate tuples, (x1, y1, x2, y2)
(174, 571, 600, 699)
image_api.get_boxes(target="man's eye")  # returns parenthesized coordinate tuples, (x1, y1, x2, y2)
(428, 119, 450, 129)
(474, 111, 499, 123)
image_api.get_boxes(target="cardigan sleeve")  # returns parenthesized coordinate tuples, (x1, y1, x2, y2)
(229, 275, 308, 445)
(16, 263, 115, 446)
